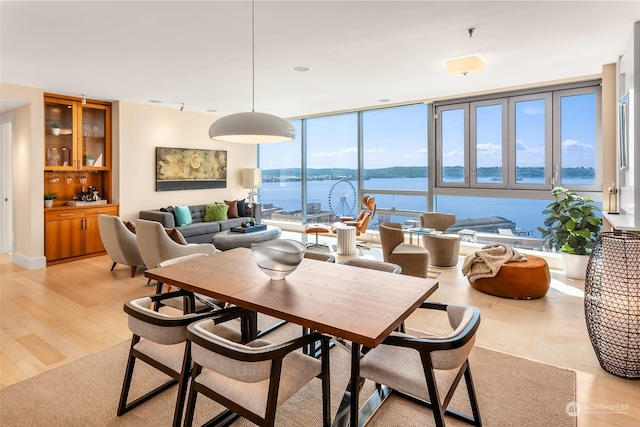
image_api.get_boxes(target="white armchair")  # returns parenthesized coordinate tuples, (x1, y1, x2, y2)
(135, 219, 219, 285)
(98, 214, 145, 277)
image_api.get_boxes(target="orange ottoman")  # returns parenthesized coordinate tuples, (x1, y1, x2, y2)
(468, 255, 550, 299)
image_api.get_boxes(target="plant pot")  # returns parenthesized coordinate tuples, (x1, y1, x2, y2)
(562, 252, 589, 280)
(44, 199, 54, 208)
(52, 128, 61, 136)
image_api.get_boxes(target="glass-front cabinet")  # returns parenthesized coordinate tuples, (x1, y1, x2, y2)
(44, 94, 111, 171)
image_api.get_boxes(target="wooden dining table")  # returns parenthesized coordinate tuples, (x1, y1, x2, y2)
(145, 247, 439, 427)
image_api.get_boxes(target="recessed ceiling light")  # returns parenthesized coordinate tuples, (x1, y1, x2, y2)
(378, 99, 391, 103)
(292, 66, 311, 72)
(149, 100, 162, 103)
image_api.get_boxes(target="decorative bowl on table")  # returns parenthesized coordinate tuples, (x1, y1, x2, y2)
(251, 239, 306, 280)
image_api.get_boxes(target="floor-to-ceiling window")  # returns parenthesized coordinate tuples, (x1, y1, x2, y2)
(259, 81, 602, 251)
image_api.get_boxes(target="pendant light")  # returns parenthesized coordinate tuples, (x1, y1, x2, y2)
(209, 0, 295, 144)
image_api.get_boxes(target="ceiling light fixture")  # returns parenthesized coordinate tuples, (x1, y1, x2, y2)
(446, 55, 485, 76)
(180, 102, 184, 112)
(209, 0, 295, 144)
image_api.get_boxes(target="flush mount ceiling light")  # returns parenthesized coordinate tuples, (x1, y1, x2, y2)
(445, 55, 485, 76)
(209, 0, 295, 144)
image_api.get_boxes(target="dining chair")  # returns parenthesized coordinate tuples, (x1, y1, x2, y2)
(183, 320, 331, 427)
(379, 222, 430, 278)
(155, 253, 226, 313)
(339, 258, 401, 273)
(117, 291, 256, 427)
(135, 219, 218, 286)
(358, 302, 482, 427)
(303, 251, 336, 262)
(420, 212, 461, 268)
(98, 214, 145, 277)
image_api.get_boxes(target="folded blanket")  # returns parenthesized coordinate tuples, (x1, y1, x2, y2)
(462, 243, 527, 282)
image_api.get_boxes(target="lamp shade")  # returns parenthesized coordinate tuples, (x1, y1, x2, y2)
(209, 112, 296, 144)
(243, 168, 262, 189)
(446, 55, 485, 76)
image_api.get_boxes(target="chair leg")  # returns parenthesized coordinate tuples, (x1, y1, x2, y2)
(321, 339, 331, 427)
(111, 262, 117, 271)
(172, 343, 192, 427)
(183, 365, 202, 427)
(130, 265, 137, 277)
(117, 339, 139, 416)
(464, 365, 482, 426)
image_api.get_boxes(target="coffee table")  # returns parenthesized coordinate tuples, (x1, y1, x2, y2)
(212, 225, 281, 251)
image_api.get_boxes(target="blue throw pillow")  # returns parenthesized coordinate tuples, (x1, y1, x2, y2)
(174, 205, 193, 226)
(237, 200, 247, 217)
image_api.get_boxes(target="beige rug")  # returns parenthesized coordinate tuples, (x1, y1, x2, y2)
(0, 321, 576, 426)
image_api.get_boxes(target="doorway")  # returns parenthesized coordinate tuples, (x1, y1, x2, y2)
(0, 119, 13, 254)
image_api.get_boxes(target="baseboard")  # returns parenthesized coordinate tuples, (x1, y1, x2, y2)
(12, 252, 47, 270)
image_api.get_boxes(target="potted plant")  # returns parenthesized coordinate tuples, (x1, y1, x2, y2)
(537, 186, 602, 279)
(51, 122, 61, 136)
(44, 191, 58, 208)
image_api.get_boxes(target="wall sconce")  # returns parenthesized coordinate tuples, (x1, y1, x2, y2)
(607, 183, 619, 214)
(446, 55, 485, 76)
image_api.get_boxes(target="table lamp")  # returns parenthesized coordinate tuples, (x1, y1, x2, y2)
(243, 168, 262, 215)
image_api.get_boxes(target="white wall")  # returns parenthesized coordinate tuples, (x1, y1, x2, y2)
(608, 21, 640, 230)
(0, 82, 46, 269)
(115, 102, 257, 221)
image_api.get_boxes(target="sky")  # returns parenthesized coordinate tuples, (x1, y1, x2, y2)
(260, 93, 596, 171)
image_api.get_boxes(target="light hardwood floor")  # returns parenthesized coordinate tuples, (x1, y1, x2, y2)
(1, 238, 638, 426)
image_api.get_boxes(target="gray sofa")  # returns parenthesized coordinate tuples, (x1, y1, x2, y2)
(139, 204, 250, 244)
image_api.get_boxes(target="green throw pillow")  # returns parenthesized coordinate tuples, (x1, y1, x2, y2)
(174, 205, 193, 226)
(204, 203, 228, 222)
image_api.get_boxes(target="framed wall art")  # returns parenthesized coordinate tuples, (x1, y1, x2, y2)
(156, 147, 227, 191)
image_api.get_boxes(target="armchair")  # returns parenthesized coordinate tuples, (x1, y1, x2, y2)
(358, 302, 482, 427)
(135, 219, 218, 285)
(184, 320, 331, 426)
(117, 291, 256, 427)
(332, 195, 376, 236)
(420, 212, 461, 267)
(379, 222, 430, 278)
(98, 214, 145, 277)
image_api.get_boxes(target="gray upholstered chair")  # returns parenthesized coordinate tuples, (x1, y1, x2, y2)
(183, 319, 331, 427)
(420, 213, 461, 268)
(303, 251, 336, 262)
(339, 258, 401, 273)
(117, 291, 256, 427)
(358, 302, 482, 427)
(379, 222, 430, 278)
(135, 219, 218, 284)
(155, 253, 225, 313)
(98, 214, 145, 277)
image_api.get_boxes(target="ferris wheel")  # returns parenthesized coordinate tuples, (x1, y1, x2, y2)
(328, 179, 357, 218)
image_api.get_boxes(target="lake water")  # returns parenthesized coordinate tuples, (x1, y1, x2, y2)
(260, 177, 600, 238)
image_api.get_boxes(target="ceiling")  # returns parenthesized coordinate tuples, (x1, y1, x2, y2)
(2, 1, 639, 118)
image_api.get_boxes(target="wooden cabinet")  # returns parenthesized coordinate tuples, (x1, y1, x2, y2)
(44, 93, 113, 206)
(45, 205, 119, 264)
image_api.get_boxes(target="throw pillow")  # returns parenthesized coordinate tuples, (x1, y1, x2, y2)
(174, 205, 193, 226)
(204, 203, 228, 222)
(164, 228, 187, 245)
(224, 200, 239, 218)
(123, 221, 136, 234)
(237, 200, 247, 217)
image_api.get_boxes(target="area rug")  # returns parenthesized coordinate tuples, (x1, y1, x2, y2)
(0, 321, 576, 426)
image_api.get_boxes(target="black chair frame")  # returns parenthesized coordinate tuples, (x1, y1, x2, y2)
(360, 302, 482, 427)
(117, 290, 257, 427)
(183, 330, 331, 427)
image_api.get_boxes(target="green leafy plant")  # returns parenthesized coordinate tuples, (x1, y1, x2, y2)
(537, 187, 602, 255)
(44, 191, 58, 200)
(51, 122, 61, 129)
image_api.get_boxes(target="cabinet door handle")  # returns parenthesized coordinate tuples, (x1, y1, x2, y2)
(95, 210, 109, 214)
(59, 214, 74, 217)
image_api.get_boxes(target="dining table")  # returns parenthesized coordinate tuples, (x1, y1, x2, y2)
(145, 247, 439, 427)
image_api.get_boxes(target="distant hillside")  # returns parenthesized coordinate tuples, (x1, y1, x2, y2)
(262, 166, 594, 181)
